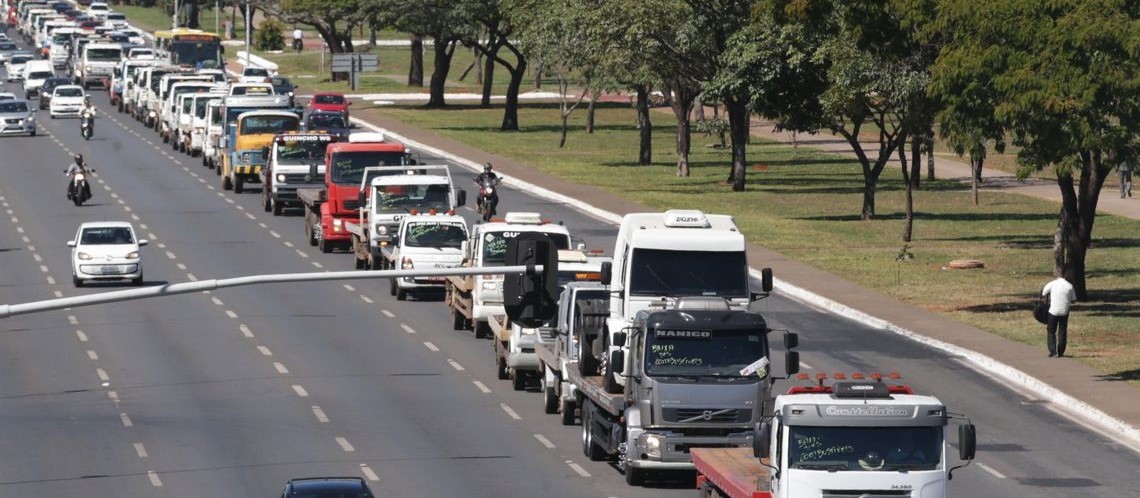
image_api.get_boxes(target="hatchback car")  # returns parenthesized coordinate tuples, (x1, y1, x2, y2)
(49, 84, 85, 117)
(270, 75, 294, 98)
(308, 92, 350, 122)
(5, 52, 34, 82)
(305, 110, 348, 136)
(0, 99, 36, 136)
(279, 477, 374, 498)
(239, 66, 271, 83)
(37, 76, 71, 109)
(0, 41, 18, 63)
(68, 221, 147, 286)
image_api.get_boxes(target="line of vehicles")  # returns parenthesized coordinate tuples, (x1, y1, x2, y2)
(4, 3, 982, 495)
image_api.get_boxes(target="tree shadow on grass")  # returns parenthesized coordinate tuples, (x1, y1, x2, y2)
(1097, 368, 1140, 382)
(797, 211, 1058, 223)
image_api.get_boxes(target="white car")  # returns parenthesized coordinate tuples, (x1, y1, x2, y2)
(87, 2, 110, 18)
(121, 28, 147, 46)
(68, 221, 148, 286)
(239, 66, 272, 83)
(127, 47, 155, 60)
(49, 85, 86, 117)
(5, 53, 33, 82)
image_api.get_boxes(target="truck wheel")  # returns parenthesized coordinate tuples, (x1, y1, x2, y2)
(389, 277, 397, 296)
(222, 174, 232, 190)
(354, 256, 365, 270)
(475, 322, 491, 339)
(306, 217, 319, 246)
(581, 403, 607, 461)
(601, 333, 621, 394)
(262, 192, 272, 212)
(543, 384, 558, 414)
(396, 288, 407, 301)
(623, 465, 645, 486)
(560, 399, 576, 426)
(496, 355, 510, 380)
(577, 333, 599, 376)
(511, 371, 527, 391)
(318, 237, 332, 253)
(161, 131, 168, 143)
(451, 308, 466, 331)
(271, 199, 283, 216)
(233, 177, 244, 194)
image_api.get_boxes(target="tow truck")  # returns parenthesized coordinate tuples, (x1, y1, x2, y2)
(260, 131, 342, 215)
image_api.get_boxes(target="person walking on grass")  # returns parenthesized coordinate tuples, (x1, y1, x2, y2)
(1120, 160, 1133, 198)
(1041, 273, 1076, 358)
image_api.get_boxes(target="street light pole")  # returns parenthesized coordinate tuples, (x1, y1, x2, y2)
(244, 1, 251, 68)
(215, 0, 219, 35)
(173, 0, 179, 29)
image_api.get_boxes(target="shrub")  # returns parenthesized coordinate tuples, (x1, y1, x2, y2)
(254, 18, 285, 51)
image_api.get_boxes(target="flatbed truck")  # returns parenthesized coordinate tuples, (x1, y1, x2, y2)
(374, 213, 468, 300)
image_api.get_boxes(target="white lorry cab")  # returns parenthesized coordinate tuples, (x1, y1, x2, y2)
(77, 42, 122, 88)
(201, 99, 225, 169)
(185, 90, 225, 156)
(383, 213, 468, 300)
(48, 27, 81, 69)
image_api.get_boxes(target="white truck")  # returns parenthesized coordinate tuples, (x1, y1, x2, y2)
(377, 213, 469, 300)
(182, 90, 226, 157)
(112, 58, 155, 113)
(202, 99, 225, 169)
(346, 165, 467, 270)
(597, 210, 759, 394)
(445, 213, 572, 339)
(157, 76, 213, 141)
(259, 131, 342, 215)
(48, 27, 82, 69)
(693, 375, 977, 498)
(76, 42, 122, 88)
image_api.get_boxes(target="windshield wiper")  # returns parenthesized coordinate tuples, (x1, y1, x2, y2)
(793, 462, 850, 471)
(651, 374, 704, 382)
(881, 463, 933, 471)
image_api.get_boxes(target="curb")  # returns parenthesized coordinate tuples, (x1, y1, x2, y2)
(349, 116, 1140, 450)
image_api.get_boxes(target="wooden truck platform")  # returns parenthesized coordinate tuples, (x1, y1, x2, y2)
(692, 448, 773, 498)
(564, 359, 626, 415)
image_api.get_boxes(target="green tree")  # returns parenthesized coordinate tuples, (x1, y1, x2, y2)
(376, 0, 478, 107)
(254, 18, 285, 51)
(932, 0, 1140, 298)
(275, 0, 372, 53)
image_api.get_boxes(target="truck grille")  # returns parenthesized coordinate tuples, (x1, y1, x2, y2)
(662, 408, 751, 423)
(538, 326, 557, 342)
(822, 492, 911, 498)
(282, 173, 313, 183)
(343, 199, 358, 211)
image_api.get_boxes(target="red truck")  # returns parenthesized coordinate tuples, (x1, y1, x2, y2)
(295, 132, 417, 253)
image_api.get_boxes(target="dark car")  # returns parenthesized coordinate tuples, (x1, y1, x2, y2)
(51, 1, 71, 12)
(270, 75, 294, 98)
(38, 76, 71, 109)
(64, 9, 83, 20)
(280, 477, 374, 498)
(305, 110, 349, 136)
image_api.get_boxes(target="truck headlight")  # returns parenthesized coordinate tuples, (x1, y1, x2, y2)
(376, 225, 387, 235)
(276, 174, 286, 183)
(481, 281, 498, 292)
(522, 327, 535, 335)
(332, 218, 343, 231)
(642, 434, 662, 459)
(84, 65, 92, 71)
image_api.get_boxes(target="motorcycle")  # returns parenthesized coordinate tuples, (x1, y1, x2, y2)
(476, 176, 500, 222)
(80, 112, 94, 140)
(67, 170, 94, 206)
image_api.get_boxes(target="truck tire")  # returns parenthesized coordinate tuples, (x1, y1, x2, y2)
(581, 402, 607, 461)
(318, 237, 332, 254)
(560, 399, 576, 425)
(623, 465, 645, 486)
(475, 322, 491, 339)
(233, 176, 244, 194)
(511, 370, 526, 391)
(271, 199, 283, 216)
(354, 256, 365, 270)
(601, 333, 621, 394)
(496, 355, 510, 380)
(389, 277, 397, 296)
(222, 174, 232, 190)
(262, 192, 272, 212)
(543, 383, 558, 414)
(577, 333, 599, 376)
(396, 288, 407, 301)
(451, 308, 466, 331)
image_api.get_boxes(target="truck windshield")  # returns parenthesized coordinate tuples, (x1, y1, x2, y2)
(85, 47, 120, 61)
(787, 426, 943, 472)
(644, 328, 767, 378)
(277, 139, 330, 164)
(240, 115, 299, 134)
(194, 97, 219, 118)
(481, 231, 571, 266)
(403, 222, 466, 249)
(329, 151, 407, 185)
(376, 184, 450, 212)
(629, 249, 747, 297)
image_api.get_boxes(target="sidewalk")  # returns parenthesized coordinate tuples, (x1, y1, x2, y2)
(340, 104, 1140, 444)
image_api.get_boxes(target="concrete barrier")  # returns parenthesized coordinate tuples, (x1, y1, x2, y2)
(233, 51, 279, 72)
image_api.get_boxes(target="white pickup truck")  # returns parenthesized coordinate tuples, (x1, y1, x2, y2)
(378, 213, 469, 300)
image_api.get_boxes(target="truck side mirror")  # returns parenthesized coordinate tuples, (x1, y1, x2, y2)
(599, 261, 612, 284)
(785, 350, 800, 376)
(610, 350, 624, 375)
(754, 422, 771, 458)
(357, 190, 366, 210)
(261, 146, 270, 160)
(784, 332, 798, 349)
(455, 188, 466, 207)
(612, 331, 626, 348)
(959, 424, 976, 460)
(761, 267, 773, 292)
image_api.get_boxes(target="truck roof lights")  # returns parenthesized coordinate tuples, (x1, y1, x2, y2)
(662, 209, 710, 228)
(787, 371, 913, 395)
(348, 132, 386, 143)
(504, 212, 543, 225)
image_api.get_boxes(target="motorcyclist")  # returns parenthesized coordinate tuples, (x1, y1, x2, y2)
(65, 154, 92, 200)
(474, 162, 500, 212)
(80, 100, 96, 137)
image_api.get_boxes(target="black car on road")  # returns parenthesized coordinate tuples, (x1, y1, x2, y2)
(279, 477, 374, 498)
(38, 77, 72, 109)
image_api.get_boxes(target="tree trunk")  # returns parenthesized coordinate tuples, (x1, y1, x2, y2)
(693, 94, 705, 122)
(926, 134, 935, 180)
(408, 35, 423, 87)
(559, 113, 569, 148)
(185, 0, 199, 29)
(474, 48, 483, 85)
(500, 56, 525, 131)
(427, 39, 456, 108)
(586, 92, 596, 134)
(533, 60, 542, 89)
(635, 85, 652, 165)
(725, 97, 749, 191)
(910, 134, 921, 189)
(669, 82, 697, 177)
(481, 42, 500, 109)
(899, 141, 914, 242)
(970, 151, 983, 206)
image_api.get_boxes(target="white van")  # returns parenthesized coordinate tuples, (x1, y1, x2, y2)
(21, 59, 53, 98)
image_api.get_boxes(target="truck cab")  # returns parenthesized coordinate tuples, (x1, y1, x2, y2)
(160, 80, 213, 143)
(222, 109, 302, 193)
(600, 210, 754, 393)
(111, 58, 154, 112)
(181, 89, 225, 155)
(202, 99, 224, 169)
(260, 131, 341, 215)
(76, 41, 121, 88)
(381, 213, 468, 300)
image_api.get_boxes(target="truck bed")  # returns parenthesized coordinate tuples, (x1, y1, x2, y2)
(536, 341, 560, 372)
(692, 448, 772, 498)
(344, 220, 366, 238)
(445, 275, 474, 320)
(296, 187, 326, 206)
(564, 360, 626, 415)
(489, 314, 511, 342)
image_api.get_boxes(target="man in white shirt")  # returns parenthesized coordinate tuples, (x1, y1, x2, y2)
(292, 28, 303, 53)
(1041, 275, 1077, 357)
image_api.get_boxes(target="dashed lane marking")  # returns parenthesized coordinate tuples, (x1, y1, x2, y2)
(311, 261, 323, 268)
(284, 241, 294, 248)
(292, 385, 308, 397)
(423, 342, 439, 352)
(381, 310, 395, 318)
(165, 251, 177, 260)
(473, 381, 491, 393)
(32, 253, 41, 262)
(53, 290, 63, 297)
(120, 413, 133, 427)
(76, 330, 87, 342)
(258, 222, 267, 228)
(86, 350, 98, 360)
(400, 324, 416, 334)
(147, 471, 162, 487)
(257, 346, 273, 356)
(68, 315, 79, 325)
(156, 242, 165, 248)
(187, 273, 198, 281)
(295, 249, 308, 258)
(500, 403, 521, 420)
(46, 276, 56, 285)
(566, 461, 591, 478)
(211, 296, 224, 306)
(360, 295, 373, 304)
(139, 224, 148, 230)
(360, 464, 379, 482)
(274, 362, 289, 374)
(447, 359, 464, 371)
(270, 230, 281, 238)
(977, 462, 1007, 479)
(336, 437, 356, 452)
(343, 284, 355, 291)
(134, 443, 148, 458)
(534, 434, 556, 449)
(312, 406, 329, 423)
(39, 265, 49, 273)
(244, 212, 255, 220)
(239, 324, 254, 338)
(177, 263, 187, 270)
(96, 368, 109, 382)
(107, 391, 119, 403)
(225, 310, 238, 319)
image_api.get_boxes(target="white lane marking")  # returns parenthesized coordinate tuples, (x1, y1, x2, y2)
(68, 315, 79, 325)
(566, 461, 591, 478)
(16, 227, 23, 233)
(292, 385, 309, 397)
(257, 345, 273, 356)
(274, 362, 289, 374)
(800, 361, 814, 370)
(336, 437, 356, 452)
(147, 471, 163, 487)
(225, 310, 238, 319)
(134, 443, 148, 458)
(156, 242, 165, 248)
(269, 230, 281, 238)
(360, 295, 373, 304)
(53, 290, 64, 297)
(239, 324, 254, 338)
(284, 241, 294, 248)
(120, 413, 133, 427)
(32, 253, 41, 262)
(236, 204, 245, 211)
(46, 276, 56, 285)
(107, 191, 117, 198)
(447, 359, 464, 371)
(86, 350, 98, 360)
(176, 263, 187, 270)
(131, 214, 140, 221)
(123, 206, 132, 213)
(9, 216, 16, 223)
(534, 434, 556, 449)
(423, 342, 439, 352)
(312, 261, 323, 268)
(225, 198, 234, 204)
(473, 380, 492, 393)
(21, 235, 29, 243)
(27, 245, 35, 252)
(295, 249, 308, 258)
(400, 324, 416, 334)
(96, 368, 110, 381)
(343, 284, 356, 291)
(360, 464, 380, 482)
(312, 406, 330, 423)
(211, 297, 224, 306)
(381, 310, 395, 318)
(39, 265, 49, 273)
(165, 250, 177, 260)
(117, 198, 125, 204)
(245, 212, 255, 220)
(977, 462, 1007, 479)
(107, 391, 119, 403)
(187, 273, 198, 281)
(258, 222, 268, 228)
(500, 403, 522, 420)
(140, 224, 148, 230)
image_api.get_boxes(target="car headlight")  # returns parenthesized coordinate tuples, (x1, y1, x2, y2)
(77, 252, 93, 260)
(642, 434, 662, 459)
(276, 174, 286, 183)
(125, 251, 139, 259)
(26, 115, 34, 121)
(481, 281, 498, 292)
(376, 225, 387, 235)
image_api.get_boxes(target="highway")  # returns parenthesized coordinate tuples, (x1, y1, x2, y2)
(1, 70, 1138, 497)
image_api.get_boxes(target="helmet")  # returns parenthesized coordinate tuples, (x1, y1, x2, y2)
(74, 154, 83, 163)
(483, 162, 493, 172)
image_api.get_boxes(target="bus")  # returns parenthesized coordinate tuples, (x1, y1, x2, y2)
(154, 28, 224, 69)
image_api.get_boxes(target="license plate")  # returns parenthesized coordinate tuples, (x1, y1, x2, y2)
(100, 265, 118, 274)
(427, 276, 445, 282)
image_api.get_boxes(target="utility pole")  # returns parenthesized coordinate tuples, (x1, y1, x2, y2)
(244, 0, 251, 68)
(173, 0, 179, 29)
(215, 0, 219, 35)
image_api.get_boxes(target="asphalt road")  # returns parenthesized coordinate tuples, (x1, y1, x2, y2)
(0, 66, 1138, 498)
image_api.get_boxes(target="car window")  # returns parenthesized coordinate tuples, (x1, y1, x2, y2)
(80, 227, 134, 245)
(244, 68, 268, 76)
(0, 42, 16, 50)
(314, 94, 345, 105)
(56, 87, 84, 97)
(0, 95, 14, 101)
(0, 101, 29, 113)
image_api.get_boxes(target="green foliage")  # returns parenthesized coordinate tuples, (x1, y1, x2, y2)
(254, 19, 286, 51)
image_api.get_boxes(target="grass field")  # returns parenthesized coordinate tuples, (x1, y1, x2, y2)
(371, 102, 1140, 386)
